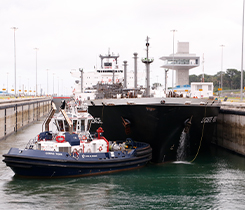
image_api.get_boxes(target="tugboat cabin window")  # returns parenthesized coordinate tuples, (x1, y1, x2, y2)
(58, 120, 64, 131)
(73, 120, 77, 132)
(81, 120, 85, 131)
(76, 120, 85, 132)
(64, 120, 69, 132)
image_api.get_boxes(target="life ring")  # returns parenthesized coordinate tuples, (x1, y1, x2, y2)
(56, 136, 65, 143)
(82, 135, 87, 140)
(73, 148, 79, 157)
(99, 146, 103, 152)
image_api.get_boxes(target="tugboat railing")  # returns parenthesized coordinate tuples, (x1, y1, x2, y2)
(25, 136, 39, 150)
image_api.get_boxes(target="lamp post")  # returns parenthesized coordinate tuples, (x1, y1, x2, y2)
(53, 73, 55, 95)
(171, 29, 177, 90)
(165, 69, 169, 94)
(46, 69, 49, 95)
(58, 76, 59, 96)
(11, 27, 18, 96)
(19, 76, 21, 94)
(241, 0, 245, 101)
(62, 79, 63, 95)
(220, 44, 225, 96)
(7, 72, 9, 93)
(34, 48, 39, 96)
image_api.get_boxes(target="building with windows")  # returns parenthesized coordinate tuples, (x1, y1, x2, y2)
(191, 82, 213, 98)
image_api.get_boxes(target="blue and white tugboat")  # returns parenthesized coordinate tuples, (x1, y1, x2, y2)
(2, 100, 152, 178)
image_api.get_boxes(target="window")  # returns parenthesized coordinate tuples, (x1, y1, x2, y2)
(58, 120, 64, 131)
(208, 85, 212, 91)
(81, 120, 85, 131)
(73, 120, 77, 132)
(196, 85, 202, 90)
(104, 62, 112, 67)
(64, 120, 69, 132)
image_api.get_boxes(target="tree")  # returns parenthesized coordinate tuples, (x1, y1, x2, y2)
(225, 69, 240, 89)
(189, 74, 202, 83)
(189, 69, 242, 90)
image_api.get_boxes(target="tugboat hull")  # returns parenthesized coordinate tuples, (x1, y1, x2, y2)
(3, 143, 152, 178)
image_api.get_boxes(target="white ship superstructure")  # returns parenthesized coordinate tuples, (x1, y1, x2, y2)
(71, 53, 135, 95)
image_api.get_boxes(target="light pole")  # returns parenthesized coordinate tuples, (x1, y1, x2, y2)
(171, 29, 177, 90)
(46, 69, 49, 95)
(241, 0, 245, 101)
(53, 73, 55, 95)
(11, 27, 18, 96)
(58, 76, 59, 96)
(220, 45, 225, 96)
(165, 69, 169, 93)
(19, 76, 21, 94)
(62, 79, 63, 95)
(7, 72, 9, 93)
(34, 48, 39, 96)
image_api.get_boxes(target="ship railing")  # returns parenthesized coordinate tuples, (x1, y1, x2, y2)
(141, 57, 154, 63)
(25, 135, 39, 150)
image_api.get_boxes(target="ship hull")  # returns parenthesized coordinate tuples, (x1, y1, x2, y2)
(87, 97, 220, 163)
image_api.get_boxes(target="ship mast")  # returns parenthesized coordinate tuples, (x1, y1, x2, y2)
(141, 36, 154, 97)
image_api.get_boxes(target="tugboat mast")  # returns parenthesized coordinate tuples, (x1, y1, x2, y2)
(141, 36, 154, 97)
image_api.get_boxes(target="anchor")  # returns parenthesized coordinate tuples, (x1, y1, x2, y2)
(121, 117, 131, 135)
(184, 116, 193, 133)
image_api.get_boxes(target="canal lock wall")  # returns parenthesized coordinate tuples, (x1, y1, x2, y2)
(213, 102, 245, 156)
(0, 98, 51, 140)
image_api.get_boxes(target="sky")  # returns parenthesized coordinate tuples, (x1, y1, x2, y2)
(0, 0, 244, 95)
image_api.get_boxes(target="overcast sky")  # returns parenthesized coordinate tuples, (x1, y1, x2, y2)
(0, 0, 244, 95)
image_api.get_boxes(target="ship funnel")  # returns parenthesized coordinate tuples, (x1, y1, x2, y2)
(79, 68, 84, 93)
(123, 61, 128, 88)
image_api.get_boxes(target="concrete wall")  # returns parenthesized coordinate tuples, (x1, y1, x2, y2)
(0, 98, 51, 140)
(213, 102, 245, 156)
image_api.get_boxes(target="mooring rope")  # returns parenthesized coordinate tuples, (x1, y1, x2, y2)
(101, 103, 104, 124)
(190, 104, 207, 163)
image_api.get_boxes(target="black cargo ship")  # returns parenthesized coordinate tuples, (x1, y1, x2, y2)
(87, 97, 220, 163)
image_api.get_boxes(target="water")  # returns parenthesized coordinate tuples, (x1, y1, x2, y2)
(1, 121, 245, 209)
(176, 130, 189, 161)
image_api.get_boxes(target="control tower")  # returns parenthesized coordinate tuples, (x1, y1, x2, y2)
(160, 42, 200, 86)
